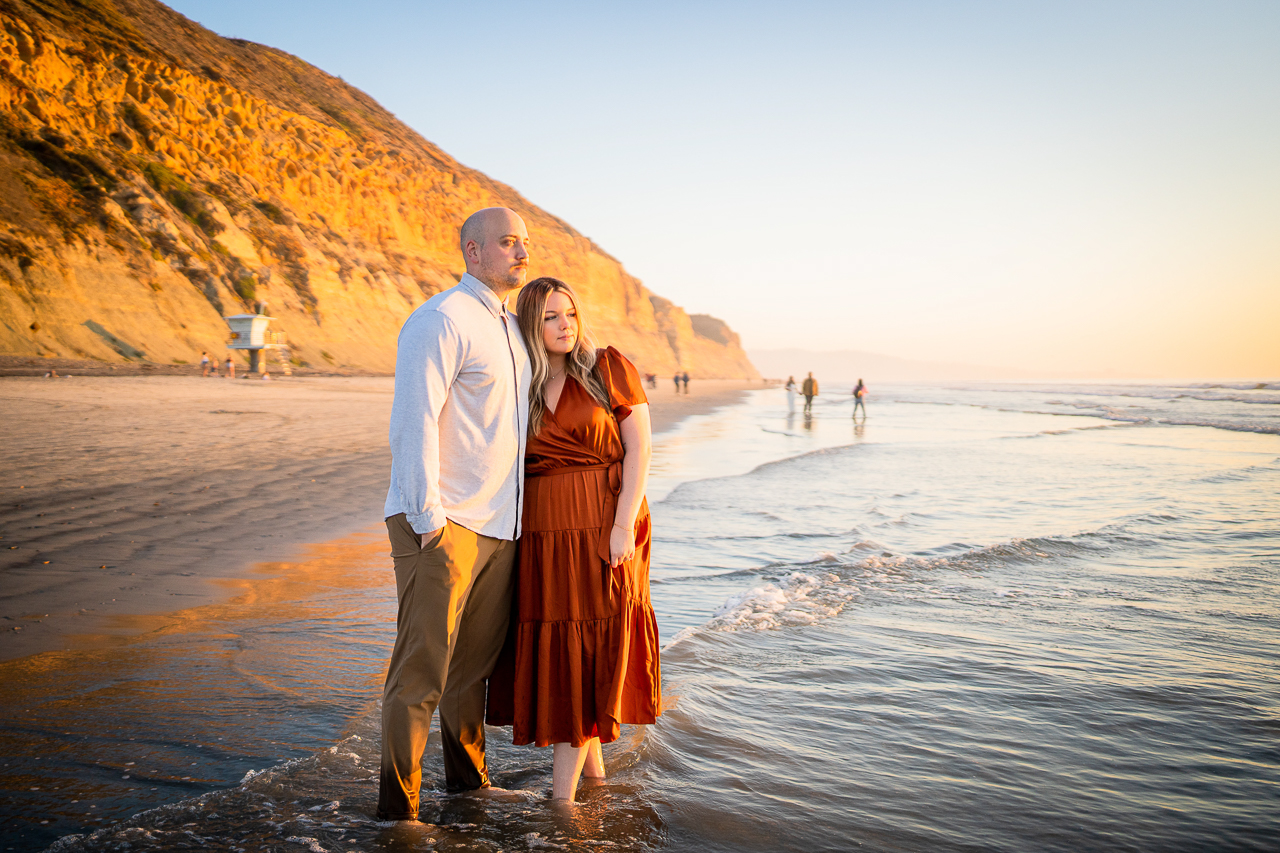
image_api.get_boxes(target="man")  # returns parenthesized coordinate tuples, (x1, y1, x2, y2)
(379, 207, 532, 821)
(802, 371, 818, 414)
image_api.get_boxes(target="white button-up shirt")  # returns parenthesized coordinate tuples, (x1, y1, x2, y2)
(384, 274, 531, 540)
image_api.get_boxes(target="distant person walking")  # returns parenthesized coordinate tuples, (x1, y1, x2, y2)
(223, 356, 234, 379)
(200, 352, 211, 377)
(681, 371, 690, 394)
(784, 376, 797, 412)
(852, 379, 867, 418)
(801, 372, 818, 414)
(673, 373, 681, 393)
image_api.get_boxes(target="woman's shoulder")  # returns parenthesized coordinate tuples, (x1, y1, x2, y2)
(595, 345, 635, 371)
(593, 346, 646, 408)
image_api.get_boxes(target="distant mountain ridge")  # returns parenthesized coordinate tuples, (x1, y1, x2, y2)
(0, 0, 758, 377)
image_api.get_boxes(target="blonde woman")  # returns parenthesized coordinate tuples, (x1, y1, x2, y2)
(487, 276, 661, 802)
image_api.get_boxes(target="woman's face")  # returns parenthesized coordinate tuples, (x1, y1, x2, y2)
(541, 289, 578, 357)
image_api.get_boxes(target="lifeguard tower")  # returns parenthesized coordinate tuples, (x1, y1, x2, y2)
(224, 302, 289, 375)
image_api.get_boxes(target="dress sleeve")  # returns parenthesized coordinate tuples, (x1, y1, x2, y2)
(596, 346, 647, 421)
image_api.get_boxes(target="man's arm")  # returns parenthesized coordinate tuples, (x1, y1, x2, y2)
(388, 309, 463, 536)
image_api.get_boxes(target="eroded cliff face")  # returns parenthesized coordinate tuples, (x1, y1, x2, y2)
(0, 0, 758, 378)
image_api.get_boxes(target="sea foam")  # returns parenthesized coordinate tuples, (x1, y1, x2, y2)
(709, 571, 855, 631)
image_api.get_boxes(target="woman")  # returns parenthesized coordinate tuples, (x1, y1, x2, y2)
(487, 276, 662, 802)
(785, 375, 797, 411)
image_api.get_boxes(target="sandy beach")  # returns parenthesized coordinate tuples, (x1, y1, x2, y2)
(0, 374, 760, 662)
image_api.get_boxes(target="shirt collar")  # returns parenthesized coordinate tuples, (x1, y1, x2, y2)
(458, 273, 511, 318)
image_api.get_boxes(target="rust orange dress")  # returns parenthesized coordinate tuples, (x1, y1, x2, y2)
(487, 347, 662, 747)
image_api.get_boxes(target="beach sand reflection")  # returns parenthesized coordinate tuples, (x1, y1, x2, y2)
(0, 527, 395, 849)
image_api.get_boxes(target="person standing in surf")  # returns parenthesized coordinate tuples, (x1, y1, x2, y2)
(802, 371, 818, 414)
(785, 375, 797, 411)
(487, 276, 662, 803)
(378, 207, 532, 821)
(852, 378, 867, 419)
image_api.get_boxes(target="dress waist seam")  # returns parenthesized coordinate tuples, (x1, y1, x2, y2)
(514, 603, 652, 628)
(527, 463, 617, 479)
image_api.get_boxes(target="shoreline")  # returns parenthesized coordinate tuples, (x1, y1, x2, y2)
(0, 354, 364, 378)
(0, 374, 759, 661)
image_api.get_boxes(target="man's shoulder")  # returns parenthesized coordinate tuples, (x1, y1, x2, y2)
(404, 285, 477, 326)
(399, 282, 505, 350)
(422, 282, 468, 312)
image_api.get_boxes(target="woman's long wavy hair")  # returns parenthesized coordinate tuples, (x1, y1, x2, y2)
(517, 277, 611, 436)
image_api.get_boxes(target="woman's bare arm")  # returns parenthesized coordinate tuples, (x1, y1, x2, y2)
(610, 402, 652, 567)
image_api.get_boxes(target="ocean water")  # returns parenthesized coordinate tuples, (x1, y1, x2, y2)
(4, 380, 1279, 852)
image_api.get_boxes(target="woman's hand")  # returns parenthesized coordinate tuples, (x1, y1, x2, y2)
(609, 523, 635, 568)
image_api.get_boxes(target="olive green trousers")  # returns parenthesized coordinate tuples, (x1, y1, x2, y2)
(376, 513, 515, 820)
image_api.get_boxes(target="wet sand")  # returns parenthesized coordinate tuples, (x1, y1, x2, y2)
(0, 374, 758, 661)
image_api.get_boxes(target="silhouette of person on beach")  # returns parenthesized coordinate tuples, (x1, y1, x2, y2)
(673, 373, 681, 393)
(852, 378, 867, 419)
(379, 207, 532, 821)
(681, 371, 690, 394)
(223, 356, 234, 379)
(802, 372, 818, 414)
(200, 352, 211, 377)
(784, 375, 797, 412)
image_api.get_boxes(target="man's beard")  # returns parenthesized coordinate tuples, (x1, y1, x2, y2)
(500, 265, 527, 287)
(479, 262, 525, 290)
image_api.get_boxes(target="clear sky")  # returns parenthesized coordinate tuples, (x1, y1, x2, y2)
(164, 0, 1279, 378)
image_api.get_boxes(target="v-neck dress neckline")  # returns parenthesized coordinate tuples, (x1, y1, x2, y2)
(545, 373, 573, 421)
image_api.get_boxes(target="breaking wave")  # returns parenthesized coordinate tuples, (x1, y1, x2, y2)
(668, 515, 1184, 641)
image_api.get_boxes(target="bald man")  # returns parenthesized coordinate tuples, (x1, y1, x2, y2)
(379, 207, 532, 819)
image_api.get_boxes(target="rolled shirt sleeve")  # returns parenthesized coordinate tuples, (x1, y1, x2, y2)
(388, 308, 463, 535)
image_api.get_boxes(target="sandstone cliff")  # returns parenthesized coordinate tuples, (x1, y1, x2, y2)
(0, 0, 758, 378)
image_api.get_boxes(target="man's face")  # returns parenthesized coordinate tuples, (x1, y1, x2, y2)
(470, 212, 530, 293)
